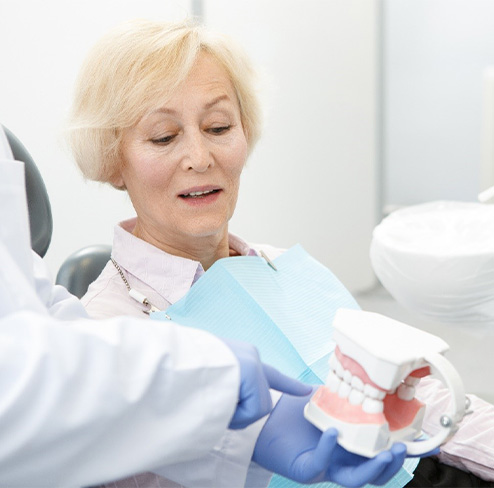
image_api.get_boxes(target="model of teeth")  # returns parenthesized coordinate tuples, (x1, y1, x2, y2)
(304, 308, 467, 457)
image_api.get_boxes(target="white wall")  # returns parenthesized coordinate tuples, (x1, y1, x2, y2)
(383, 0, 494, 209)
(206, 0, 380, 292)
(1, 0, 379, 293)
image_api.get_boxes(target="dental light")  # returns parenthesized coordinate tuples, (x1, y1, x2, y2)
(304, 309, 468, 458)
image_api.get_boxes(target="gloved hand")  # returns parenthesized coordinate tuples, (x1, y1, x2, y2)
(222, 338, 312, 429)
(253, 388, 408, 487)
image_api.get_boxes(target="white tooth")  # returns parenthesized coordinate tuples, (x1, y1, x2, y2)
(364, 384, 386, 400)
(351, 376, 364, 391)
(397, 383, 415, 401)
(348, 389, 365, 405)
(343, 369, 352, 384)
(338, 381, 352, 398)
(327, 371, 341, 393)
(335, 358, 345, 379)
(325, 369, 334, 385)
(362, 398, 384, 414)
(405, 376, 420, 387)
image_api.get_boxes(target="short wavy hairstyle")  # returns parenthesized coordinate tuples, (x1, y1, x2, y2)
(65, 19, 262, 189)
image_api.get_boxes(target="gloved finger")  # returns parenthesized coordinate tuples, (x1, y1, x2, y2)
(229, 393, 272, 429)
(262, 364, 313, 396)
(370, 443, 407, 486)
(289, 428, 339, 483)
(329, 450, 392, 488)
(307, 428, 339, 474)
(229, 363, 273, 429)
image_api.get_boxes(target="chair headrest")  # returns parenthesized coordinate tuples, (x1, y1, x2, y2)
(2, 126, 53, 257)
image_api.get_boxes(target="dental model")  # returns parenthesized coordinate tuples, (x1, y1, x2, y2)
(304, 309, 468, 457)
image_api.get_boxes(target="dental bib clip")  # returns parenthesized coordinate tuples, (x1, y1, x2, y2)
(304, 309, 469, 458)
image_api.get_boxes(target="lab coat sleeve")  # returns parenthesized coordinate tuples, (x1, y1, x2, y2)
(0, 305, 241, 487)
(416, 376, 494, 482)
(32, 250, 91, 320)
(152, 390, 281, 488)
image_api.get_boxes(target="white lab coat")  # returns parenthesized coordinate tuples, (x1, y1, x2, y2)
(0, 153, 252, 487)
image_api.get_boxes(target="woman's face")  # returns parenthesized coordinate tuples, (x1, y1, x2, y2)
(116, 53, 248, 251)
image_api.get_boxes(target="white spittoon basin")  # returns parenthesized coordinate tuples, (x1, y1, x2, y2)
(370, 201, 494, 323)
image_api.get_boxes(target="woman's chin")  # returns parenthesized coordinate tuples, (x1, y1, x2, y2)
(178, 220, 229, 241)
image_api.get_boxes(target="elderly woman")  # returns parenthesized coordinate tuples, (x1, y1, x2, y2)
(66, 19, 494, 488)
(69, 20, 279, 319)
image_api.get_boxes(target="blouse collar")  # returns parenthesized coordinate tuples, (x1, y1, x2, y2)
(112, 217, 257, 305)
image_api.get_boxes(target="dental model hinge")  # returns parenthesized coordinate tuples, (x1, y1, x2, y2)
(440, 415, 453, 428)
(463, 396, 474, 417)
(439, 395, 473, 432)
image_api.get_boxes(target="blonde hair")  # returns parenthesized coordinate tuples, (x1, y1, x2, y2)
(65, 19, 262, 188)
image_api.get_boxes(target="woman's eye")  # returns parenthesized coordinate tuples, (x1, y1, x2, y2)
(151, 134, 176, 145)
(208, 125, 231, 135)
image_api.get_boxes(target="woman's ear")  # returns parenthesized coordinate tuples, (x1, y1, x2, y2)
(108, 164, 126, 190)
(111, 180, 126, 191)
(109, 143, 126, 189)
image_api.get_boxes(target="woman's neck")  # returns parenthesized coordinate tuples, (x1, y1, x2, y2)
(132, 220, 231, 271)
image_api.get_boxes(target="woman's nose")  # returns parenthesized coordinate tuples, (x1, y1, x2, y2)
(181, 132, 213, 173)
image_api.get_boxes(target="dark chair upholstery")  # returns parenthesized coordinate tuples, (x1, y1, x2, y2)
(56, 244, 112, 298)
(3, 125, 53, 257)
(3, 125, 110, 298)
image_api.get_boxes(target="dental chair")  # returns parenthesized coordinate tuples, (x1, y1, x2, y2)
(3, 125, 52, 257)
(56, 244, 111, 298)
(3, 125, 111, 298)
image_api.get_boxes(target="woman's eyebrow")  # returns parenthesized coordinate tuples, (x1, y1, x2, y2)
(204, 94, 231, 110)
(147, 94, 231, 118)
(148, 107, 177, 117)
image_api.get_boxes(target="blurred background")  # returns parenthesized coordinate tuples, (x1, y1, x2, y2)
(2, 0, 494, 401)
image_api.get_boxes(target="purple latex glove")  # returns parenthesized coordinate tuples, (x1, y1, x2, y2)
(223, 338, 312, 429)
(253, 389, 408, 487)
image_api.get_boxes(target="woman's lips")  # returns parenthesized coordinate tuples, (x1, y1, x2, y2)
(178, 188, 222, 205)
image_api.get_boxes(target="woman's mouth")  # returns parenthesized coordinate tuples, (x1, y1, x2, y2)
(178, 188, 222, 206)
(180, 189, 220, 199)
